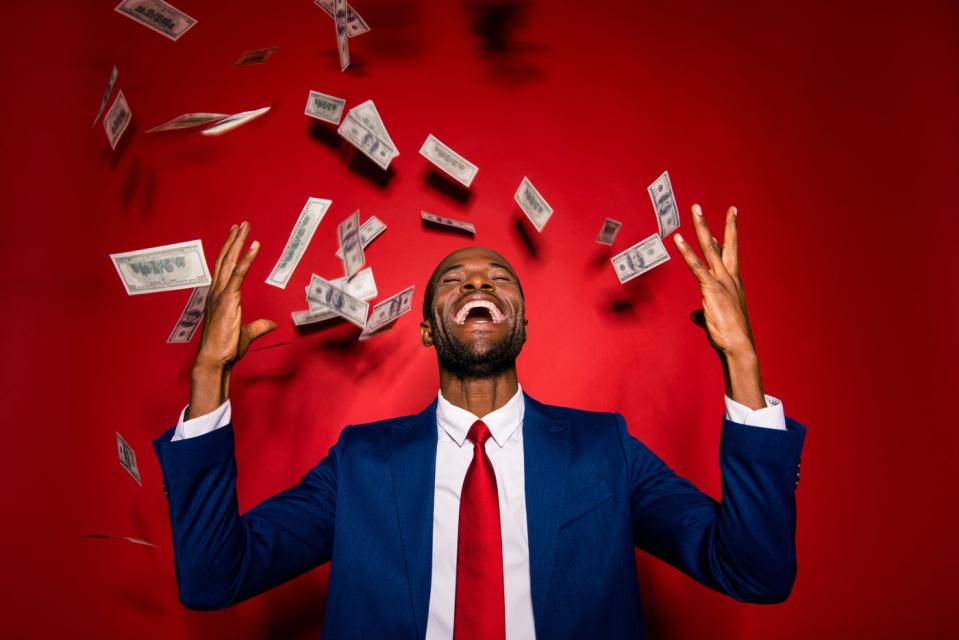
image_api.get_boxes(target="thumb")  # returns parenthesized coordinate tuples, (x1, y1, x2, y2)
(246, 318, 277, 342)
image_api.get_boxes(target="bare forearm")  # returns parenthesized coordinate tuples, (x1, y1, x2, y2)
(187, 364, 228, 420)
(724, 350, 765, 410)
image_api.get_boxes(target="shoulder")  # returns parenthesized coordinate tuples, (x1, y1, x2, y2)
(524, 394, 625, 434)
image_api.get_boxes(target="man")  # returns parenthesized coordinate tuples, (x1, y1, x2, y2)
(154, 204, 805, 639)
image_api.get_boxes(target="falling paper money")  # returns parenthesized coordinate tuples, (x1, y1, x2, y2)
(114, 0, 197, 41)
(595, 218, 622, 245)
(103, 90, 132, 150)
(610, 234, 670, 284)
(265, 197, 332, 289)
(115, 432, 142, 486)
(201, 107, 270, 136)
(110, 239, 211, 295)
(419, 134, 478, 188)
(232, 47, 276, 67)
(314, 0, 370, 37)
(421, 211, 475, 234)
(305, 90, 346, 125)
(146, 113, 228, 133)
(306, 274, 369, 328)
(514, 176, 553, 232)
(167, 286, 209, 343)
(360, 286, 415, 340)
(647, 170, 680, 238)
(335, 215, 387, 258)
(92, 66, 118, 126)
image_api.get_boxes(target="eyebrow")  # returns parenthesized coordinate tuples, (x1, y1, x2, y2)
(436, 261, 516, 279)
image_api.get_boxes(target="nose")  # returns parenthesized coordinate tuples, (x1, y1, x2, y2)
(461, 271, 494, 293)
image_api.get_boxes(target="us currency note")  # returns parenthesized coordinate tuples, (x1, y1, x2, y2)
(115, 432, 142, 486)
(266, 197, 332, 289)
(306, 275, 369, 328)
(610, 234, 671, 284)
(337, 115, 395, 169)
(337, 210, 365, 279)
(596, 218, 622, 245)
(648, 170, 680, 238)
(419, 134, 478, 187)
(167, 285, 209, 343)
(349, 100, 397, 153)
(146, 113, 227, 133)
(114, 0, 197, 41)
(103, 90, 132, 150)
(307, 267, 377, 311)
(80, 534, 158, 548)
(232, 47, 276, 67)
(305, 90, 346, 124)
(200, 107, 270, 136)
(333, 0, 350, 71)
(421, 211, 475, 234)
(360, 285, 415, 339)
(92, 66, 118, 126)
(292, 307, 337, 326)
(110, 239, 211, 295)
(514, 176, 553, 232)
(335, 215, 387, 258)
(314, 0, 370, 37)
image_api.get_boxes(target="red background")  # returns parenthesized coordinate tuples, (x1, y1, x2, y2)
(3, 1, 958, 638)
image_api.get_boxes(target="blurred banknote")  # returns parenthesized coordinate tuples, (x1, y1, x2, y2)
(167, 285, 209, 343)
(349, 100, 397, 152)
(306, 275, 369, 328)
(146, 113, 227, 133)
(514, 176, 553, 232)
(596, 218, 622, 245)
(305, 90, 346, 124)
(648, 170, 680, 238)
(92, 66, 118, 126)
(333, 0, 350, 70)
(307, 267, 377, 312)
(114, 0, 197, 41)
(201, 107, 270, 136)
(335, 215, 386, 258)
(266, 197, 332, 289)
(115, 432, 142, 486)
(110, 239, 211, 295)
(80, 534, 158, 548)
(360, 286, 415, 340)
(337, 115, 395, 169)
(232, 47, 276, 67)
(419, 134, 478, 188)
(421, 211, 475, 234)
(315, 0, 370, 37)
(103, 90, 131, 150)
(337, 210, 365, 279)
(610, 234, 670, 284)
(292, 307, 338, 326)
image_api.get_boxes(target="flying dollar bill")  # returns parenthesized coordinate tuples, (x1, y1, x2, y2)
(110, 239, 211, 295)
(103, 90, 132, 150)
(314, 0, 370, 37)
(114, 0, 197, 41)
(335, 215, 387, 258)
(360, 285, 415, 340)
(596, 218, 622, 245)
(146, 113, 228, 133)
(514, 176, 553, 232)
(115, 432, 142, 486)
(333, 0, 350, 71)
(337, 114, 396, 169)
(266, 197, 332, 289)
(306, 275, 369, 328)
(648, 170, 680, 238)
(232, 47, 276, 67)
(167, 285, 209, 343)
(200, 107, 270, 136)
(419, 134, 478, 188)
(421, 211, 476, 234)
(610, 234, 671, 284)
(349, 100, 398, 152)
(305, 90, 346, 124)
(337, 210, 365, 279)
(92, 66, 118, 127)
(292, 307, 337, 326)
(306, 267, 377, 312)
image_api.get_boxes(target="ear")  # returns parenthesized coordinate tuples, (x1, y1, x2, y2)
(420, 319, 433, 346)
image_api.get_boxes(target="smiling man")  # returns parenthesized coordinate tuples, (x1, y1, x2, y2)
(154, 206, 806, 640)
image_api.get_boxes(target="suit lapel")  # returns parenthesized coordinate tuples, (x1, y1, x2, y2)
(522, 393, 571, 626)
(390, 400, 439, 640)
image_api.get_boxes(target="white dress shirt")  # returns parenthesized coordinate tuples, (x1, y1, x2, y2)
(172, 389, 786, 639)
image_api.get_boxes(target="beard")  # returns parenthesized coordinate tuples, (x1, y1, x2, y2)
(431, 313, 527, 379)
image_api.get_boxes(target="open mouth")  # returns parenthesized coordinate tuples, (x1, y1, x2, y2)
(454, 300, 506, 325)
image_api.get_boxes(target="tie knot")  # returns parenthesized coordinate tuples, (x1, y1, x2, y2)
(467, 420, 492, 447)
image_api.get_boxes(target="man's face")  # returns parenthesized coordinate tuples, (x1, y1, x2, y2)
(421, 247, 527, 378)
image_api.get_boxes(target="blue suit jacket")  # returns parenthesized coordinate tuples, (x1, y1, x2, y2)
(154, 393, 805, 639)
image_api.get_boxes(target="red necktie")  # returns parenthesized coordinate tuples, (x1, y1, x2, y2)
(453, 420, 506, 640)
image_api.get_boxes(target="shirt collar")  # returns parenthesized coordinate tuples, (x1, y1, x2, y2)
(436, 384, 525, 448)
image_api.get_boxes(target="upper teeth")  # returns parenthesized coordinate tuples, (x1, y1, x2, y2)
(455, 300, 505, 324)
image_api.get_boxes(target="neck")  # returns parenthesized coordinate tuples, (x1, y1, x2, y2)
(439, 366, 519, 417)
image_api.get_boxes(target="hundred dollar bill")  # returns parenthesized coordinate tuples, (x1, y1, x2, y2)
(232, 47, 276, 67)
(147, 112, 227, 133)
(80, 534, 158, 548)
(115, 432, 142, 486)
(419, 134, 478, 188)
(314, 0, 370, 37)
(337, 115, 395, 169)
(201, 106, 270, 136)
(92, 66, 119, 126)
(292, 307, 337, 326)
(114, 0, 197, 41)
(421, 211, 475, 234)
(305, 90, 346, 124)
(167, 286, 209, 343)
(337, 210, 365, 279)
(335, 215, 387, 258)
(360, 285, 415, 340)
(333, 0, 350, 71)
(610, 234, 671, 284)
(648, 170, 680, 238)
(266, 197, 332, 289)
(514, 176, 553, 232)
(110, 239, 211, 295)
(596, 218, 622, 245)
(103, 90, 132, 150)
(349, 100, 397, 153)
(307, 267, 377, 311)
(306, 274, 369, 328)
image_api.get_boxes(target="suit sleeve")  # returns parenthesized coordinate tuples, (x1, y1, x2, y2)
(617, 413, 806, 603)
(153, 422, 349, 610)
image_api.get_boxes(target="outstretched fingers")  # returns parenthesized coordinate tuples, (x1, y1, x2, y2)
(721, 206, 740, 279)
(212, 224, 239, 285)
(690, 204, 730, 282)
(673, 232, 717, 287)
(223, 238, 260, 294)
(217, 222, 250, 293)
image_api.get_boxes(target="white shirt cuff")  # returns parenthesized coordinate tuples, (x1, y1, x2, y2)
(724, 394, 786, 430)
(171, 399, 232, 441)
